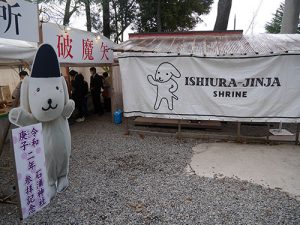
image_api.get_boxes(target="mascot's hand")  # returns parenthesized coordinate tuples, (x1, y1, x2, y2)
(9, 107, 37, 127)
(9, 107, 22, 126)
(62, 100, 75, 119)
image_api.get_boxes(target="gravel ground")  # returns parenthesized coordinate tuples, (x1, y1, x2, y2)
(1, 114, 300, 225)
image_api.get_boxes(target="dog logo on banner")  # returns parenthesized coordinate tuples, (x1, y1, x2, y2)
(147, 62, 181, 110)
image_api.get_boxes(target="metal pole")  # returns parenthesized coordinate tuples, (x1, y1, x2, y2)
(0, 116, 11, 157)
(234, 14, 236, 30)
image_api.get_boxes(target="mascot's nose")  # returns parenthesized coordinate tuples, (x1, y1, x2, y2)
(48, 99, 52, 105)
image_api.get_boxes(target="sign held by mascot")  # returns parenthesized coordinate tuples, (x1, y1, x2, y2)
(12, 123, 50, 219)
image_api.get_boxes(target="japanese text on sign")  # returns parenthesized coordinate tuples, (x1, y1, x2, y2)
(57, 34, 73, 59)
(82, 38, 94, 60)
(0, 1, 21, 35)
(42, 23, 114, 64)
(12, 123, 50, 219)
(0, 0, 39, 42)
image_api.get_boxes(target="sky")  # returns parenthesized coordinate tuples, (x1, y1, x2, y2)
(196, 0, 284, 34)
(70, 0, 285, 41)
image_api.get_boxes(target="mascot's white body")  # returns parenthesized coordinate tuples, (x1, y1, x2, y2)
(9, 44, 75, 200)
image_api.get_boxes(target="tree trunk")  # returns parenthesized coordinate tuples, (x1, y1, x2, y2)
(156, 0, 162, 32)
(103, 0, 111, 38)
(63, 0, 72, 25)
(85, 0, 92, 32)
(213, 0, 232, 31)
(112, 1, 118, 43)
(280, 0, 300, 33)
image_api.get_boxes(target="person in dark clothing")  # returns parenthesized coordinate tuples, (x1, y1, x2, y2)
(90, 67, 103, 115)
(74, 73, 88, 122)
(69, 69, 78, 100)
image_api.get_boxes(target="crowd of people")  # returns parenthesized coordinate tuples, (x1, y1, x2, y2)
(70, 67, 111, 122)
(12, 67, 111, 123)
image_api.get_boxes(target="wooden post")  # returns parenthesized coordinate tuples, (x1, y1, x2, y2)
(295, 123, 300, 145)
(177, 119, 182, 139)
(111, 64, 117, 122)
(64, 67, 71, 95)
(109, 65, 114, 122)
(266, 123, 270, 143)
(124, 117, 129, 135)
(0, 114, 10, 156)
(237, 122, 241, 142)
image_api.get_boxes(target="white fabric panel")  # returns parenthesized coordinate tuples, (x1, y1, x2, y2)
(119, 54, 300, 122)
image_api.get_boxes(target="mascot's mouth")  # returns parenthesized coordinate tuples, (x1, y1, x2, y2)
(42, 104, 58, 111)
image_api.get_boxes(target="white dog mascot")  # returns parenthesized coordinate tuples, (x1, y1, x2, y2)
(9, 44, 75, 200)
(147, 62, 181, 110)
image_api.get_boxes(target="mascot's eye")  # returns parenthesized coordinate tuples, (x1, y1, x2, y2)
(56, 86, 59, 90)
(36, 88, 40, 92)
(166, 73, 169, 75)
(158, 71, 160, 74)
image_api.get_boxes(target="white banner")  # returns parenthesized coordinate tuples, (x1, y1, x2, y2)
(12, 123, 50, 219)
(0, 0, 38, 42)
(119, 54, 300, 122)
(42, 23, 114, 64)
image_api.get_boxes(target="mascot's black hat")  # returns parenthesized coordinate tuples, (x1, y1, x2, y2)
(31, 44, 60, 78)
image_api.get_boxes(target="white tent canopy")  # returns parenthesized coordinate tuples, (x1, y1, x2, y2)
(0, 38, 36, 98)
(0, 38, 37, 66)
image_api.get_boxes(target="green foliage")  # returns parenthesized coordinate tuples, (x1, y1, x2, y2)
(31, 0, 213, 41)
(111, 0, 138, 42)
(265, 3, 300, 34)
(135, 0, 213, 33)
(102, 66, 111, 73)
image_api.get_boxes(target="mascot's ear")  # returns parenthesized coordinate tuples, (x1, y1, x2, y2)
(62, 77, 69, 105)
(20, 76, 30, 112)
(170, 64, 181, 78)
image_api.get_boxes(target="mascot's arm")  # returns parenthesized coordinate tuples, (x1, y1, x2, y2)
(62, 99, 75, 119)
(9, 107, 38, 127)
(147, 75, 158, 86)
(169, 79, 178, 93)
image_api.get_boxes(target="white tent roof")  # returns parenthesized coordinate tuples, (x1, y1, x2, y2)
(0, 38, 38, 66)
(115, 32, 300, 57)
